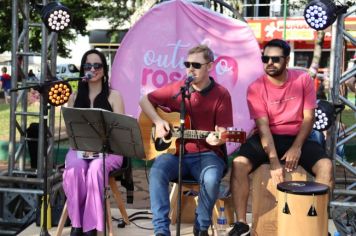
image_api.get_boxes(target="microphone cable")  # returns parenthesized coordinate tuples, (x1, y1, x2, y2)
(112, 210, 153, 230)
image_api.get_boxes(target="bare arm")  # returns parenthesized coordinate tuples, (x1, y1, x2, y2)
(255, 117, 284, 184)
(109, 90, 125, 114)
(67, 92, 76, 108)
(139, 95, 170, 138)
(281, 109, 314, 171)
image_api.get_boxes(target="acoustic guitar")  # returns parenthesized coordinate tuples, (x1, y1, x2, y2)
(138, 108, 246, 160)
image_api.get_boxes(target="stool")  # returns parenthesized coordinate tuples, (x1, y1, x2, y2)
(251, 164, 309, 236)
(55, 175, 130, 236)
(169, 181, 234, 229)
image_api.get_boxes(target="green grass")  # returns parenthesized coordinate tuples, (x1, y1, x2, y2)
(341, 108, 355, 127)
(340, 107, 356, 144)
(0, 102, 64, 141)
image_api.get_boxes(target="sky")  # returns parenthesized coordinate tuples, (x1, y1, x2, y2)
(57, 34, 91, 66)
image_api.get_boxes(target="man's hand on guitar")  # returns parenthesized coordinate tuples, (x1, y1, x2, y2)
(206, 125, 225, 146)
(154, 119, 171, 139)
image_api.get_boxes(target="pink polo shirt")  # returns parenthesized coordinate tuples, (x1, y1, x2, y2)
(247, 69, 316, 135)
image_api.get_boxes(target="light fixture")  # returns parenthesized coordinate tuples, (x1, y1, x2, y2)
(313, 100, 345, 131)
(47, 81, 72, 106)
(313, 100, 334, 131)
(303, 0, 348, 31)
(37, 2, 72, 32)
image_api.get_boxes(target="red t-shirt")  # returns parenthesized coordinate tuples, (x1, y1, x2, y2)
(247, 69, 316, 135)
(148, 78, 233, 157)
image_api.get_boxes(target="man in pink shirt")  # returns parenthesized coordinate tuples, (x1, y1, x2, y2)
(228, 39, 333, 236)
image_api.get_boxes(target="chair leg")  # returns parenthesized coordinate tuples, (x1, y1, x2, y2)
(106, 197, 113, 236)
(169, 183, 179, 225)
(55, 201, 68, 236)
(169, 182, 224, 229)
(212, 199, 222, 230)
(109, 177, 130, 225)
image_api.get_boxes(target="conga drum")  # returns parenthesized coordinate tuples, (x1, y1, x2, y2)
(251, 164, 309, 236)
(277, 181, 329, 236)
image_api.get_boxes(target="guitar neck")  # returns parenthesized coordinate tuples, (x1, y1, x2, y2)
(171, 129, 216, 140)
(138, 108, 246, 160)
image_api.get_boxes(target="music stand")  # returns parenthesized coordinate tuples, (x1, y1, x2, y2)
(61, 107, 145, 236)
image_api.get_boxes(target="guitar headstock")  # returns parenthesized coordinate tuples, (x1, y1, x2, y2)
(220, 128, 246, 143)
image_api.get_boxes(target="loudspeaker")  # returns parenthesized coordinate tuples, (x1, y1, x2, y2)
(26, 123, 48, 169)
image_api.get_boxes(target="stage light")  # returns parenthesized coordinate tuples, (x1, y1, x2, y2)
(313, 100, 335, 131)
(303, 0, 348, 31)
(37, 2, 72, 32)
(47, 81, 72, 106)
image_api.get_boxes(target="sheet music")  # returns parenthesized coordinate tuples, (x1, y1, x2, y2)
(62, 107, 146, 159)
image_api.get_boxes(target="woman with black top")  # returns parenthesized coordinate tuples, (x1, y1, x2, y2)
(62, 49, 125, 236)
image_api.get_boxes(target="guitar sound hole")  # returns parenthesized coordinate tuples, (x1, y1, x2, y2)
(165, 132, 172, 140)
(155, 138, 172, 151)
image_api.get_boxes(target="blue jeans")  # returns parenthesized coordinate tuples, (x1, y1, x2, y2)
(149, 151, 226, 236)
(309, 130, 345, 158)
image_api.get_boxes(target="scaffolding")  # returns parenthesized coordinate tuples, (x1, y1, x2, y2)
(329, 4, 356, 211)
(0, 1, 63, 234)
(2, 0, 354, 234)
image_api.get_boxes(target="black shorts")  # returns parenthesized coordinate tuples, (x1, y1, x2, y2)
(237, 134, 329, 175)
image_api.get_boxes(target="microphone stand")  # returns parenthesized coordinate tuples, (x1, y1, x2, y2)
(79, 112, 112, 236)
(173, 79, 192, 236)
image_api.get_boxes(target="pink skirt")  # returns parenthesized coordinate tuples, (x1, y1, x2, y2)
(62, 149, 123, 232)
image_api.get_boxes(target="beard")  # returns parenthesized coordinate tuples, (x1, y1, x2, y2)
(265, 61, 287, 77)
(266, 67, 284, 77)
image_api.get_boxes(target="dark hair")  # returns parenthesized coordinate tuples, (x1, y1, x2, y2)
(28, 69, 35, 76)
(74, 49, 112, 111)
(263, 39, 291, 57)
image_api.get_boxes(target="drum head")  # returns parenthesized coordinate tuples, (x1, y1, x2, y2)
(277, 181, 329, 195)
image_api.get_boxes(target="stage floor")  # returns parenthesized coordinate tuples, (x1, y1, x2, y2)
(18, 169, 342, 235)
(20, 208, 337, 236)
(19, 208, 210, 236)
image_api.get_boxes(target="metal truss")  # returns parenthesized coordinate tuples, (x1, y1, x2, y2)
(329, 5, 356, 210)
(1, 0, 62, 233)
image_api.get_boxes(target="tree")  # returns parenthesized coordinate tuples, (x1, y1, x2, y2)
(309, 31, 325, 78)
(0, 0, 146, 58)
(289, 0, 325, 75)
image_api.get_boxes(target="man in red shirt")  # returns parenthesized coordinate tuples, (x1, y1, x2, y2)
(228, 39, 333, 236)
(140, 45, 233, 236)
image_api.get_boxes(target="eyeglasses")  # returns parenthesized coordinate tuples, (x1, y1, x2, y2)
(261, 56, 285, 64)
(83, 63, 103, 71)
(184, 61, 210, 69)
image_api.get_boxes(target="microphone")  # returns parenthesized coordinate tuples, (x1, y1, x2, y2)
(172, 74, 195, 99)
(63, 71, 93, 82)
(184, 74, 195, 98)
(82, 71, 93, 81)
(185, 74, 194, 86)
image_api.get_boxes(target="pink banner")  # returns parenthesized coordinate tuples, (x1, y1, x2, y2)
(111, 0, 264, 154)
